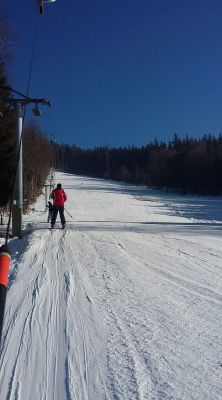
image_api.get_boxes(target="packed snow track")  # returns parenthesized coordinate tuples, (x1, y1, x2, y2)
(0, 172, 222, 400)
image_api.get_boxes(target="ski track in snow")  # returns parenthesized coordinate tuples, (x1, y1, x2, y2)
(0, 172, 222, 399)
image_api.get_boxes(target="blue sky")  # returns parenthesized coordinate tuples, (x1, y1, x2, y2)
(3, 0, 222, 148)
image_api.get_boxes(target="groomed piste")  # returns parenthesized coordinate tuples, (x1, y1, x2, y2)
(0, 171, 222, 399)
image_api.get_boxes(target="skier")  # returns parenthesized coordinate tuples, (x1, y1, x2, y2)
(50, 183, 67, 229)
(47, 201, 54, 222)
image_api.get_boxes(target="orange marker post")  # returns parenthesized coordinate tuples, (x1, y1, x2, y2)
(0, 244, 11, 343)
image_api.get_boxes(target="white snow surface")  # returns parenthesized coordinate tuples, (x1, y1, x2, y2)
(0, 172, 222, 400)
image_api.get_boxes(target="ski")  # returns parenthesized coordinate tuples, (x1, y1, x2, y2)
(49, 227, 66, 230)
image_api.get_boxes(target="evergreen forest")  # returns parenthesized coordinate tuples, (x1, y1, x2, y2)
(53, 135, 222, 196)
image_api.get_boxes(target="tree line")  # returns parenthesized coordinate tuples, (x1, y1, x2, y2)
(54, 134, 222, 196)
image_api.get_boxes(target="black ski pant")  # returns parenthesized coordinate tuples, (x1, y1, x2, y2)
(51, 206, 66, 226)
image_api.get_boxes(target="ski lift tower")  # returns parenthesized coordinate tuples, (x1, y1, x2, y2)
(8, 88, 51, 237)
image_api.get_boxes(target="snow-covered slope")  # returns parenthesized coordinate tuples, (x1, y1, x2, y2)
(0, 172, 222, 400)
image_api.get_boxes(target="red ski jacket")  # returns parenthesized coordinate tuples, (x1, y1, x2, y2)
(50, 188, 67, 206)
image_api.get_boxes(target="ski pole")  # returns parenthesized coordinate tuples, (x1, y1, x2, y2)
(0, 244, 11, 346)
(64, 208, 73, 218)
